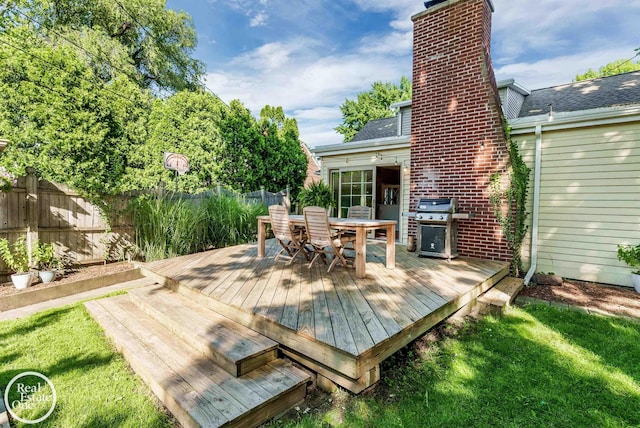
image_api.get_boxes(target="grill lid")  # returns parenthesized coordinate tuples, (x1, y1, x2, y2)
(417, 198, 457, 213)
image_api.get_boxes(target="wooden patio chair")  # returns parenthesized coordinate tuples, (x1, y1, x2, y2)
(347, 205, 371, 219)
(303, 206, 353, 273)
(340, 205, 372, 243)
(268, 205, 310, 265)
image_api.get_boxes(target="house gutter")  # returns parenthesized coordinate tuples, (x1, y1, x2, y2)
(523, 124, 542, 286)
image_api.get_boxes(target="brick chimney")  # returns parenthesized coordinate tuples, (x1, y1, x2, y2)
(409, 0, 511, 261)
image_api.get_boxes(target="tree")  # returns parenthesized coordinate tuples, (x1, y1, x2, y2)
(124, 90, 226, 193)
(3, 0, 204, 93)
(0, 32, 151, 202)
(215, 100, 265, 193)
(575, 54, 640, 81)
(216, 101, 307, 194)
(335, 76, 412, 142)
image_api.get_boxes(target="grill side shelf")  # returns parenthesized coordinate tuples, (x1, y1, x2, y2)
(452, 212, 474, 220)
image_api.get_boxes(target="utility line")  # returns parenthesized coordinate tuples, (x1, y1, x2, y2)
(0, 37, 144, 106)
(7, 6, 138, 84)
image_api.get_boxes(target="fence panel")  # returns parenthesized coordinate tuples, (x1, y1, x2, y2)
(0, 175, 133, 274)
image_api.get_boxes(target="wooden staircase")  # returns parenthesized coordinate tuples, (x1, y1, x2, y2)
(85, 285, 311, 428)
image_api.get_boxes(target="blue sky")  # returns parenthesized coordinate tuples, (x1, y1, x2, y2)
(166, 0, 640, 148)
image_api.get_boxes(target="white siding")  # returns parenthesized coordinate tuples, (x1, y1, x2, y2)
(321, 147, 411, 244)
(518, 123, 640, 287)
(400, 107, 412, 136)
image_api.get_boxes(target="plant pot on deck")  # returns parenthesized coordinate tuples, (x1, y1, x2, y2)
(11, 272, 34, 290)
(633, 273, 640, 294)
(39, 270, 56, 284)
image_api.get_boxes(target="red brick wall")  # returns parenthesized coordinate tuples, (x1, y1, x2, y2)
(409, 0, 511, 261)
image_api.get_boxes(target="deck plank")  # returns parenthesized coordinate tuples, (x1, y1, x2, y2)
(309, 263, 336, 346)
(201, 246, 258, 296)
(280, 259, 304, 330)
(254, 261, 287, 318)
(227, 247, 277, 308)
(319, 268, 358, 356)
(349, 273, 406, 336)
(296, 259, 315, 338)
(329, 270, 376, 354)
(264, 258, 293, 323)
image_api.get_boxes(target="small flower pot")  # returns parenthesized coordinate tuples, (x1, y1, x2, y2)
(632, 273, 640, 294)
(39, 270, 56, 284)
(11, 272, 34, 290)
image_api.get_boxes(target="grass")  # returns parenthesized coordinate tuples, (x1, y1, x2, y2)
(272, 304, 640, 427)
(3, 300, 639, 427)
(0, 302, 172, 427)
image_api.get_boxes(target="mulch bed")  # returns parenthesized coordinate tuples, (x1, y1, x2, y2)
(519, 278, 640, 319)
(0, 262, 135, 298)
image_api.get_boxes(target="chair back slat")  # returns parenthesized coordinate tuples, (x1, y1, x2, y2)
(303, 206, 333, 248)
(347, 205, 371, 219)
(269, 205, 293, 241)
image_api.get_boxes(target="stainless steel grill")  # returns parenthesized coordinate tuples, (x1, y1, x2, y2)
(415, 198, 458, 259)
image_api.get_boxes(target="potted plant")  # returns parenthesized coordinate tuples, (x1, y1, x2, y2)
(0, 236, 33, 289)
(297, 181, 333, 214)
(617, 244, 640, 293)
(33, 241, 59, 284)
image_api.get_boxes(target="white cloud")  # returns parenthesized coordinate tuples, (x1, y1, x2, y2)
(359, 31, 412, 56)
(495, 46, 639, 90)
(293, 107, 343, 121)
(250, 12, 268, 27)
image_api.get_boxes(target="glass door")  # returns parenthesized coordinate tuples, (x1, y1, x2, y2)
(330, 168, 374, 218)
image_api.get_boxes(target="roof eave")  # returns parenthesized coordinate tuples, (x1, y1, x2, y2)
(497, 78, 531, 96)
(390, 100, 412, 109)
(509, 104, 640, 134)
(313, 136, 410, 157)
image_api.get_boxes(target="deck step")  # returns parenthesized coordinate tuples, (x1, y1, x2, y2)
(478, 276, 525, 316)
(85, 296, 311, 428)
(128, 284, 279, 377)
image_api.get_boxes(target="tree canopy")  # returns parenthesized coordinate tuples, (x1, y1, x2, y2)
(335, 76, 412, 142)
(2, 0, 205, 93)
(575, 54, 640, 82)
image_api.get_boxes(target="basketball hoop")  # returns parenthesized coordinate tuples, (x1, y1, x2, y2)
(164, 152, 190, 175)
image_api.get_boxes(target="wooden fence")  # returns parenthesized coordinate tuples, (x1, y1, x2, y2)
(0, 174, 134, 274)
(0, 174, 289, 275)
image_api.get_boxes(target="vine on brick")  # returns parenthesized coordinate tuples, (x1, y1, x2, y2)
(489, 120, 531, 277)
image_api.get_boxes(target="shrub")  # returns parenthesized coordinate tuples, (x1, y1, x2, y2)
(617, 243, 640, 274)
(33, 241, 59, 270)
(0, 236, 30, 273)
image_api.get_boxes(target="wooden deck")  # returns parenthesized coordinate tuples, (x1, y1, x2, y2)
(141, 239, 509, 392)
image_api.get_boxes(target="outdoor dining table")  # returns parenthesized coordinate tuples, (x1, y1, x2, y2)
(257, 214, 396, 279)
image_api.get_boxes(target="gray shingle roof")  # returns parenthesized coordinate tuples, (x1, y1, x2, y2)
(350, 117, 397, 142)
(519, 71, 640, 117)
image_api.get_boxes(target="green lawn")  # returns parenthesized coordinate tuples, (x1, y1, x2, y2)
(2, 301, 639, 428)
(0, 301, 172, 427)
(274, 305, 640, 427)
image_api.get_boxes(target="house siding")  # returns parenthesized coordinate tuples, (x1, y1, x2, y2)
(410, 0, 511, 261)
(400, 107, 412, 136)
(518, 122, 640, 287)
(499, 87, 526, 120)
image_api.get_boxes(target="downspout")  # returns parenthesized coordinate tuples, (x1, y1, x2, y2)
(524, 124, 542, 285)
